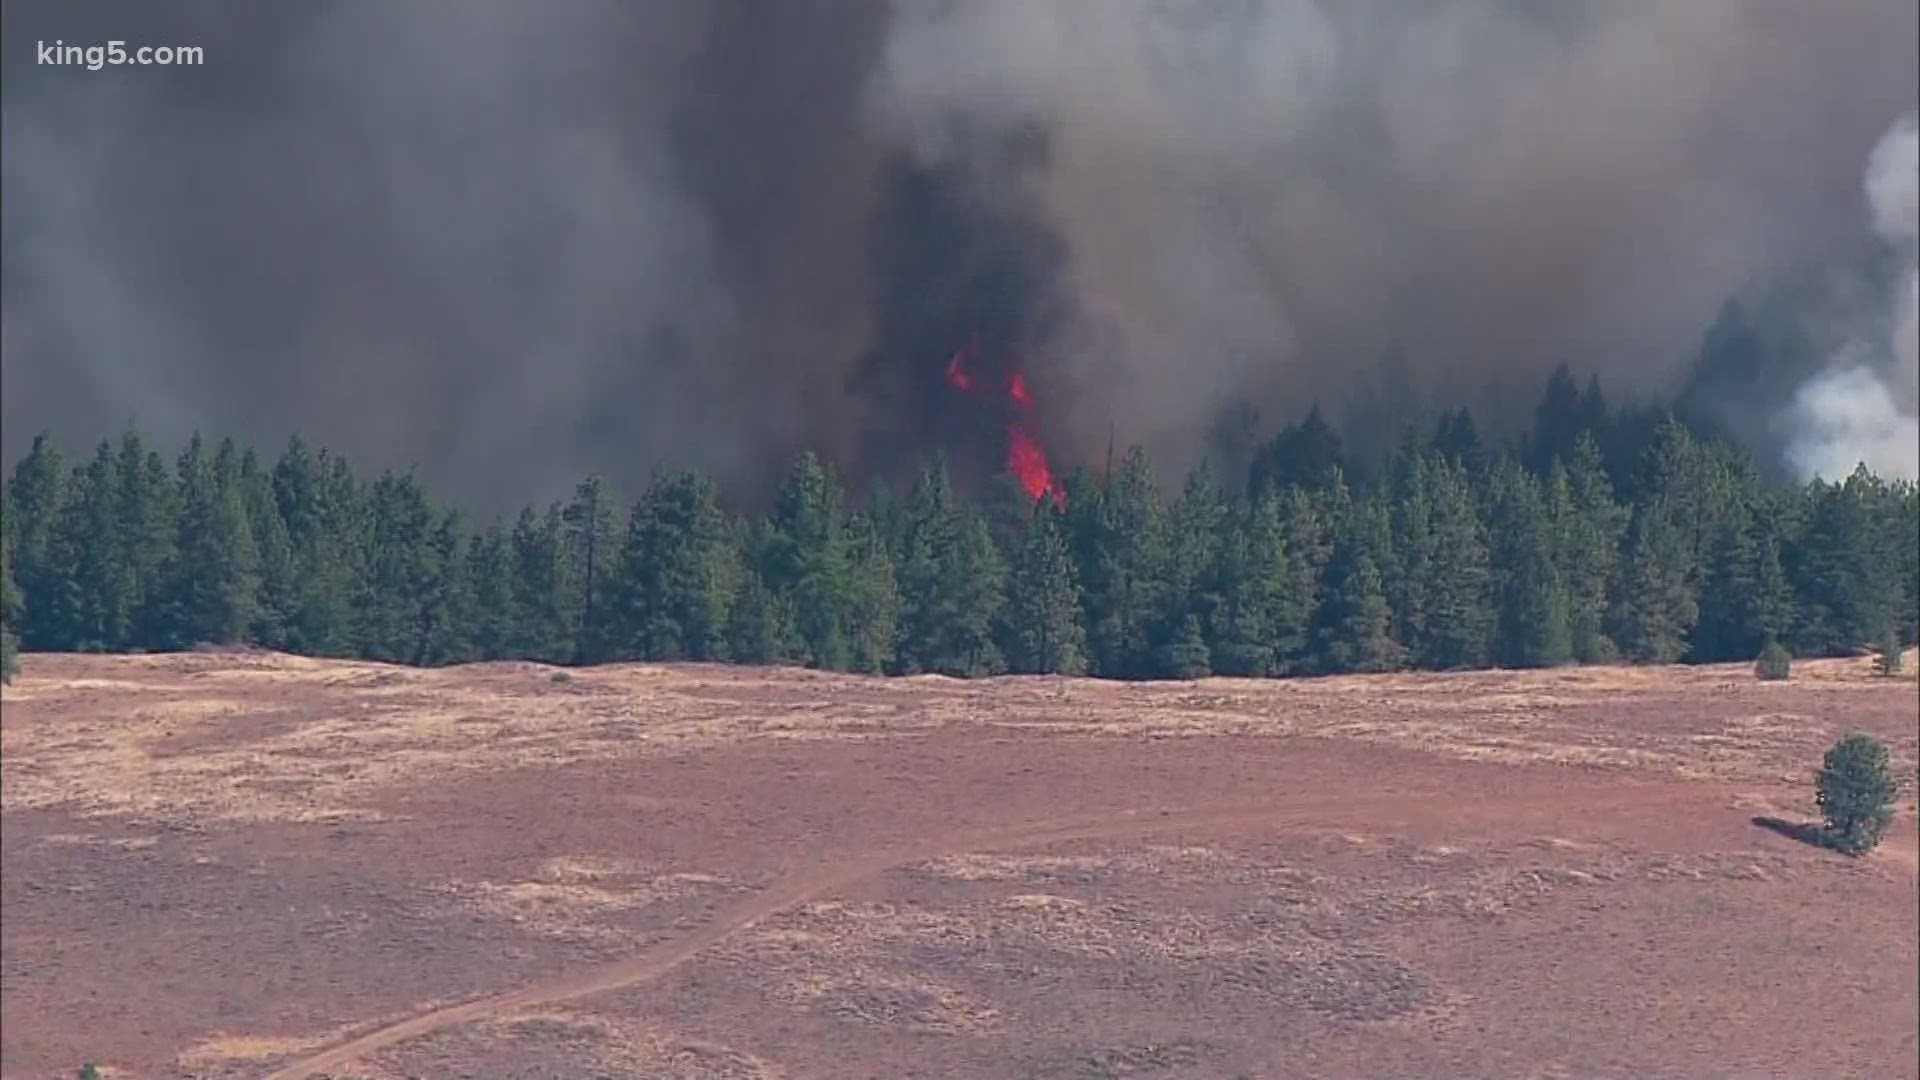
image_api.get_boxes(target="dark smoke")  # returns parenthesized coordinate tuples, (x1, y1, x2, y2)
(4, 1, 1916, 512)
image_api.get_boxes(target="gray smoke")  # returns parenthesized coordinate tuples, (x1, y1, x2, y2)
(1785, 113, 1919, 481)
(3, 1, 1915, 511)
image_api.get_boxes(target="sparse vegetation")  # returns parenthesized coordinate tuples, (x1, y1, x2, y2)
(1815, 733, 1896, 855)
(1754, 640, 1791, 681)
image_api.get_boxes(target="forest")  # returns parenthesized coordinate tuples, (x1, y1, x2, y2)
(2, 367, 1915, 684)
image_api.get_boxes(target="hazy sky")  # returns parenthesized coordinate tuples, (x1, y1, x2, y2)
(4, 1, 1915, 510)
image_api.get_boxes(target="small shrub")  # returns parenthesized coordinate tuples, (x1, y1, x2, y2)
(78, 1065, 101, 1080)
(549, 670, 574, 684)
(1815, 733, 1896, 855)
(1754, 640, 1791, 681)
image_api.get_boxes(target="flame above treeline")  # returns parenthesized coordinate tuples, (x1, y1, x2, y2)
(945, 336, 1063, 507)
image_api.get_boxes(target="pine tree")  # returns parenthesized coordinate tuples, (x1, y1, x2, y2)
(509, 504, 574, 663)
(5, 435, 67, 649)
(1315, 542, 1402, 673)
(1249, 405, 1345, 497)
(1083, 446, 1167, 678)
(158, 434, 261, 647)
(1392, 455, 1492, 668)
(279, 447, 363, 656)
(1002, 504, 1087, 675)
(1696, 495, 1795, 662)
(562, 475, 623, 664)
(1154, 463, 1224, 675)
(118, 432, 180, 646)
(765, 453, 852, 670)
(1162, 613, 1212, 679)
(49, 442, 133, 650)
(238, 449, 295, 648)
(357, 471, 440, 661)
(1552, 433, 1626, 662)
(933, 509, 1007, 676)
(1205, 497, 1287, 676)
(1612, 498, 1698, 663)
(611, 470, 739, 661)
(726, 562, 791, 665)
(1274, 487, 1330, 672)
(1789, 466, 1896, 656)
(893, 460, 959, 674)
(844, 513, 901, 674)
(462, 523, 515, 660)
(1487, 460, 1571, 668)
(1, 500, 21, 683)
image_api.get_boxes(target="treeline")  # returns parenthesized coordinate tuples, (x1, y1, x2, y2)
(2, 368, 1916, 683)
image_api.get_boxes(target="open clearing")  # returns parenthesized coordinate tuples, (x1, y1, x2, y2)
(2, 652, 1915, 1079)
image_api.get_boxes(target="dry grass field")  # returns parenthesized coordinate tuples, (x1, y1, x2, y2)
(2, 650, 1915, 1079)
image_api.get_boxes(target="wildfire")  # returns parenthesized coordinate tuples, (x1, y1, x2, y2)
(944, 338, 1063, 507)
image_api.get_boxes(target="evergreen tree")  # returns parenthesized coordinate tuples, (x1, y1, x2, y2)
(726, 561, 792, 665)
(1154, 462, 1225, 674)
(893, 460, 959, 674)
(357, 471, 440, 662)
(933, 509, 1007, 676)
(462, 523, 515, 660)
(1083, 446, 1167, 678)
(1274, 487, 1331, 671)
(1315, 542, 1402, 673)
(1249, 405, 1345, 497)
(5, 435, 67, 649)
(1, 499, 21, 683)
(159, 434, 261, 647)
(49, 443, 133, 650)
(1486, 460, 1571, 668)
(1695, 494, 1795, 662)
(509, 504, 574, 662)
(1002, 503, 1087, 675)
(118, 432, 180, 645)
(1789, 466, 1896, 656)
(238, 449, 295, 648)
(1206, 496, 1290, 676)
(764, 453, 851, 670)
(843, 513, 901, 674)
(611, 470, 738, 661)
(562, 475, 623, 664)
(1550, 433, 1625, 662)
(1612, 498, 1698, 663)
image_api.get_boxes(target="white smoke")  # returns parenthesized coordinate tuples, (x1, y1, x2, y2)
(1787, 112, 1918, 481)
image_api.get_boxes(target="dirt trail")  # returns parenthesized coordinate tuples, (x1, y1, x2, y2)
(267, 781, 1707, 1079)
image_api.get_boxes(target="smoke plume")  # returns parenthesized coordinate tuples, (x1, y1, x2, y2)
(3, 1, 1914, 510)
(1785, 113, 1919, 481)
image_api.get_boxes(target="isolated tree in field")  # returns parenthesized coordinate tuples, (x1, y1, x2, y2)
(1815, 733, 1896, 855)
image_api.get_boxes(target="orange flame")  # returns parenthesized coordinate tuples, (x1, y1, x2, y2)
(945, 338, 1061, 507)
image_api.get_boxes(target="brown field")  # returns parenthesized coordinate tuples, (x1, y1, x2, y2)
(2, 650, 1916, 1080)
